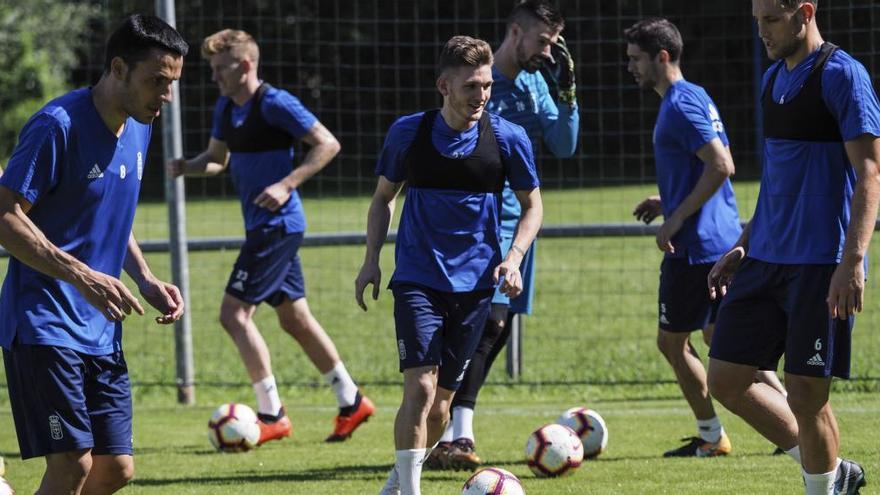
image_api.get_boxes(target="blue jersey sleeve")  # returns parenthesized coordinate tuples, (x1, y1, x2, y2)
(671, 91, 728, 153)
(822, 54, 880, 141)
(536, 73, 579, 158)
(210, 97, 227, 141)
(493, 117, 540, 191)
(0, 114, 66, 205)
(262, 91, 319, 139)
(375, 113, 422, 183)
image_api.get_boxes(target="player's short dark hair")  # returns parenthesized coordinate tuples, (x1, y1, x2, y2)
(437, 36, 493, 77)
(508, 0, 564, 32)
(779, 0, 817, 8)
(623, 18, 683, 62)
(103, 14, 189, 73)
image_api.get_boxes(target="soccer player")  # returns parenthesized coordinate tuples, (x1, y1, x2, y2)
(0, 14, 186, 494)
(168, 29, 374, 443)
(708, 1, 880, 493)
(624, 18, 742, 458)
(355, 35, 543, 495)
(429, 0, 578, 470)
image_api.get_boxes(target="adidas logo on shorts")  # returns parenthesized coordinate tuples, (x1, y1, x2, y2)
(806, 353, 825, 367)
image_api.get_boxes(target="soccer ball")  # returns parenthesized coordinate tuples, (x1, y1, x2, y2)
(556, 407, 608, 458)
(462, 467, 525, 495)
(207, 403, 260, 452)
(524, 423, 584, 477)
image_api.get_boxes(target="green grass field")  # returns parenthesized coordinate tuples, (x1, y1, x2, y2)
(0, 181, 878, 493)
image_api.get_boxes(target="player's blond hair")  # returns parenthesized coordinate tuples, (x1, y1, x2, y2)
(201, 29, 259, 64)
(436, 36, 493, 76)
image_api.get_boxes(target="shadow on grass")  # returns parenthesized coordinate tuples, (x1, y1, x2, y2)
(130, 463, 393, 486)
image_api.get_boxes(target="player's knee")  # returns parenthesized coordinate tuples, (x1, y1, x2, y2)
(707, 371, 738, 406)
(218, 307, 248, 334)
(47, 450, 92, 487)
(786, 385, 827, 419)
(101, 459, 135, 491)
(403, 374, 436, 408)
(656, 331, 684, 361)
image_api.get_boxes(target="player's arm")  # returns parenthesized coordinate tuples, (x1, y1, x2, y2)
(538, 38, 579, 158)
(253, 122, 341, 212)
(166, 138, 230, 177)
(827, 134, 880, 319)
(355, 176, 403, 311)
(656, 138, 734, 253)
(123, 233, 184, 324)
(0, 187, 143, 321)
(495, 187, 544, 299)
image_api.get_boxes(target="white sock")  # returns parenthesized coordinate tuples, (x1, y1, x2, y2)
(395, 449, 425, 495)
(452, 406, 475, 443)
(802, 460, 839, 495)
(323, 362, 359, 408)
(785, 446, 802, 464)
(379, 465, 400, 495)
(253, 375, 283, 417)
(438, 422, 453, 443)
(696, 416, 723, 443)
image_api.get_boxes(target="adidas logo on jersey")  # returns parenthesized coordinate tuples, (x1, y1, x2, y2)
(87, 163, 104, 180)
(807, 353, 825, 367)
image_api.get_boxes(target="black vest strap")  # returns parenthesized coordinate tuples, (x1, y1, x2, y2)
(404, 110, 506, 193)
(221, 83, 296, 153)
(762, 43, 842, 142)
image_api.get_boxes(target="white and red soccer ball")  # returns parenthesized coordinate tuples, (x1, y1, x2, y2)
(555, 407, 608, 458)
(524, 423, 583, 477)
(461, 467, 525, 495)
(207, 403, 260, 452)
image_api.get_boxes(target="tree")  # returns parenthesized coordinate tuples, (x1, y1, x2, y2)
(0, 0, 95, 164)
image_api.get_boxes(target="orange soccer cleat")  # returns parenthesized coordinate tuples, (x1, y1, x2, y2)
(257, 407, 293, 445)
(325, 393, 375, 442)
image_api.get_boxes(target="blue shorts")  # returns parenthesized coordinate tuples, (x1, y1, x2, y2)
(491, 237, 535, 315)
(226, 226, 306, 307)
(658, 257, 718, 332)
(391, 283, 493, 391)
(3, 345, 133, 459)
(710, 258, 853, 378)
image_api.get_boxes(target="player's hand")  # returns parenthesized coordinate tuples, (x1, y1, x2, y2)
(826, 260, 864, 320)
(166, 158, 186, 178)
(76, 270, 145, 322)
(138, 276, 185, 324)
(493, 260, 523, 298)
(355, 262, 381, 311)
(707, 246, 745, 300)
(254, 181, 292, 212)
(656, 215, 683, 253)
(633, 195, 662, 224)
(543, 36, 577, 106)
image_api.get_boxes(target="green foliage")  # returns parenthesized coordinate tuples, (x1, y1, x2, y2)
(0, 0, 95, 164)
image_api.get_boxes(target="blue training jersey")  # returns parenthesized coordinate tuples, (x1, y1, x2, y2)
(653, 79, 742, 264)
(749, 48, 880, 264)
(211, 85, 318, 233)
(0, 88, 151, 355)
(375, 111, 539, 292)
(487, 66, 578, 236)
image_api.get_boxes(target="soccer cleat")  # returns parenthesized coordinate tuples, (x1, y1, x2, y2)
(772, 447, 786, 456)
(326, 393, 375, 442)
(256, 407, 292, 445)
(423, 441, 452, 470)
(447, 438, 484, 471)
(834, 458, 867, 495)
(663, 433, 731, 458)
